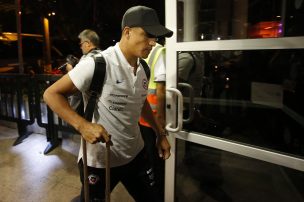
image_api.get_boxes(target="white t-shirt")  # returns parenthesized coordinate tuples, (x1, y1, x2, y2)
(153, 51, 166, 82)
(69, 43, 148, 168)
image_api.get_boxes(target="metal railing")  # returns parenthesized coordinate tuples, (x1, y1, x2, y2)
(0, 74, 75, 154)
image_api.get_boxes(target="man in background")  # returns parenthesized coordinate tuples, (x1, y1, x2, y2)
(139, 38, 167, 202)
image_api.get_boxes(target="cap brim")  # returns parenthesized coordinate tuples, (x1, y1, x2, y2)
(143, 25, 173, 38)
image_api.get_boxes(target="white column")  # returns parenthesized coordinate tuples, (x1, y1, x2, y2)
(183, 0, 198, 42)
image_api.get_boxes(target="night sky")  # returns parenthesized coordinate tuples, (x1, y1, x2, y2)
(0, 0, 165, 51)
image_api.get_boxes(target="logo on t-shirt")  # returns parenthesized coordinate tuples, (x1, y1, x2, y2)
(142, 78, 148, 90)
(116, 79, 124, 84)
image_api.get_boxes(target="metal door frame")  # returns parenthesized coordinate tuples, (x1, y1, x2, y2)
(164, 0, 304, 201)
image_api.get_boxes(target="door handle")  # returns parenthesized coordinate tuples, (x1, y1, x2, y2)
(178, 83, 194, 124)
(165, 87, 183, 132)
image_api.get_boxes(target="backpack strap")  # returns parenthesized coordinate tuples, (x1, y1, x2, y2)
(84, 55, 106, 121)
(80, 54, 106, 201)
(139, 58, 150, 81)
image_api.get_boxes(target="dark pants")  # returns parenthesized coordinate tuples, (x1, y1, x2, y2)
(139, 125, 165, 202)
(78, 149, 162, 202)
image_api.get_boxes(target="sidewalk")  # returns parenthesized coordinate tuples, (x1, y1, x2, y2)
(0, 121, 134, 202)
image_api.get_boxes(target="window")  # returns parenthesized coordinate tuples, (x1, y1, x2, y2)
(177, 0, 304, 42)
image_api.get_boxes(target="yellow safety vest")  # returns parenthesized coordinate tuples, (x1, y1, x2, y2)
(139, 43, 166, 127)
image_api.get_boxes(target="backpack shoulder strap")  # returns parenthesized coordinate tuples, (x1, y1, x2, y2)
(84, 55, 106, 121)
(139, 58, 150, 81)
(89, 55, 106, 94)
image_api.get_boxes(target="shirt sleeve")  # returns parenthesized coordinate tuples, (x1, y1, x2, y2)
(154, 51, 166, 82)
(68, 56, 95, 92)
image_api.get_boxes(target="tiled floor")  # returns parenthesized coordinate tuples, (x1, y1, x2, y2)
(0, 121, 134, 202)
(2, 121, 304, 202)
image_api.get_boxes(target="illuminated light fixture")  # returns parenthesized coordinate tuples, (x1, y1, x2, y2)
(0, 32, 43, 42)
(52, 12, 56, 16)
(217, 37, 221, 40)
(200, 33, 204, 40)
(18, 11, 21, 15)
(276, 15, 281, 18)
(248, 21, 282, 38)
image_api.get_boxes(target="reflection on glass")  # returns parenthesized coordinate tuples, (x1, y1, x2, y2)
(178, 49, 304, 158)
(175, 140, 304, 202)
(177, 0, 304, 42)
(177, 51, 205, 97)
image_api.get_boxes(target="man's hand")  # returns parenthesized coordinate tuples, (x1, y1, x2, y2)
(78, 121, 112, 144)
(156, 135, 171, 160)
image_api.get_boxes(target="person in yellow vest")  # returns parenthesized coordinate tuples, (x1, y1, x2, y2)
(139, 38, 167, 202)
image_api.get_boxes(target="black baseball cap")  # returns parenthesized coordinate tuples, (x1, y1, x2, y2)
(121, 6, 173, 38)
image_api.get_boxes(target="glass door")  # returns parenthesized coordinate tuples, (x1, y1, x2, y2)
(165, 0, 304, 202)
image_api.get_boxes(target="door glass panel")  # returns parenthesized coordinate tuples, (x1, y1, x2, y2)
(177, 0, 304, 42)
(177, 49, 304, 158)
(175, 139, 304, 202)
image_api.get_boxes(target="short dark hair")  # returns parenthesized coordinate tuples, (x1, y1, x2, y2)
(78, 29, 100, 47)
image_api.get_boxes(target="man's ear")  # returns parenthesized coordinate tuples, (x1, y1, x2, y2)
(123, 26, 131, 39)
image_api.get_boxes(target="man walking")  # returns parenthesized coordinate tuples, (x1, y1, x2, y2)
(44, 5, 173, 202)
